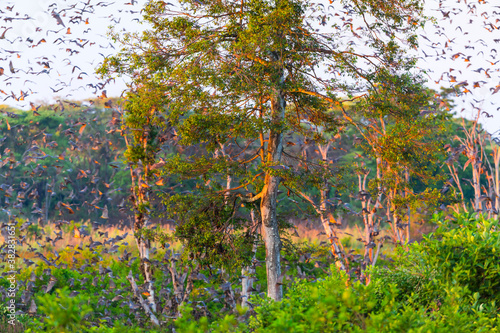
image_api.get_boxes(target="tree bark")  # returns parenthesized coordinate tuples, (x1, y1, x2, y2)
(133, 204, 157, 313)
(127, 270, 159, 327)
(130, 161, 156, 314)
(260, 89, 285, 301)
(241, 209, 258, 308)
(261, 184, 282, 301)
(405, 169, 411, 245)
(298, 143, 348, 271)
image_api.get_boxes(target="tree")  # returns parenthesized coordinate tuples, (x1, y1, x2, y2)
(445, 112, 500, 218)
(98, 69, 173, 321)
(101, 0, 427, 301)
(341, 74, 448, 280)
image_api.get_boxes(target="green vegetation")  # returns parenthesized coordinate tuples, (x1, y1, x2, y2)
(5, 213, 497, 332)
(1, 0, 499, 332)
(1, 93, 498, 332)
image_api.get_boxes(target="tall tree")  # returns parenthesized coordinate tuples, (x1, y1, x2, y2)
(98, 59, 174, 319)
(340, 76, 448, 280)
(101, 0, 426, 301)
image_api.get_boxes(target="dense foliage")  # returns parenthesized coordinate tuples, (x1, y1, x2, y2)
(3, 213, 496, 332)
(1, 0, 500, 331)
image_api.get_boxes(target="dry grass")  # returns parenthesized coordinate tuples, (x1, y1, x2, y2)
(17, 222, 181, 269)
(15, 216, 436, 269)
(289, 217, 437, 251)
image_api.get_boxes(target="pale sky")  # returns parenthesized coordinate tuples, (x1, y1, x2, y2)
(1, 0, 499, 136)
(1, 0, 147, 105)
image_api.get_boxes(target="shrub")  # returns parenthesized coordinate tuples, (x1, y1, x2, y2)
(246, 270, 499, 332)
(374, 212, 500, 307)
(24, 287, 92, 332)
(174, 304, 246, 333)
(421, 213, 500, 303)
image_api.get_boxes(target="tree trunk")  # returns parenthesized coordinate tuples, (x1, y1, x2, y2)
(405, 169, 411, 246)
(260, 90, 285, 301)
(319, 211, 346, 271)
(130, 163, 156, 313)
(296, 188, 347, 272)
(241, 209, 258, 308)
(127, 271, 159, 326)
(494, 146, 499, 219)
(261, 184, 282, 301)
(133, 209, 157, 313)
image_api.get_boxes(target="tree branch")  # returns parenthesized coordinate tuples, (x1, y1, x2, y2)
(127, 271, 160, 327)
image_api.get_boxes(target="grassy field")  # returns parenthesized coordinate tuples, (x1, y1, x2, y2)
(1, 214, 449, 332)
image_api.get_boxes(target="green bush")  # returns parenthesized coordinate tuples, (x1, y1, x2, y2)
(374, 212, 500, 307)
(422, 213, 500, 303)
(246, 270, 498, 332)
(174, 304, 246, 333)
(24, 287, 92, 332)
(245, 213, 500, 332)
(19, 212, 500, 331)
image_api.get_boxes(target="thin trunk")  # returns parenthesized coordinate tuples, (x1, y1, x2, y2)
(217, 141, 233, 203)
(298, 188, 347, 271)
(406, 207, 411, 244)
(226, 174, 233, 198)
(218, 142, 258, 308)
(261, 173, 282, 301)
(473, 163, 481, 212)
(372, 242, 383, 267)
(483, 138, 499, 218)
(133, 206, 156, 312)
(494, 146, 499, 218)
(127, 271, 159, 326)
(320, 199, 347, 271)
(387, 192, 401, 245)
(320, 216, 347, 270)
(169, 259, 193, 317)
(448, 164, 468, 213)
(358, 172, 372, 266)
(128, 138, 156, 313)
(405, 169, 411, 246)
(241, 209, 258, 309)
(45, 181, 49, 225)
(241, 252, 257, 308)
(318, 144, 347, 271)
(139, 131, 157, 312)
